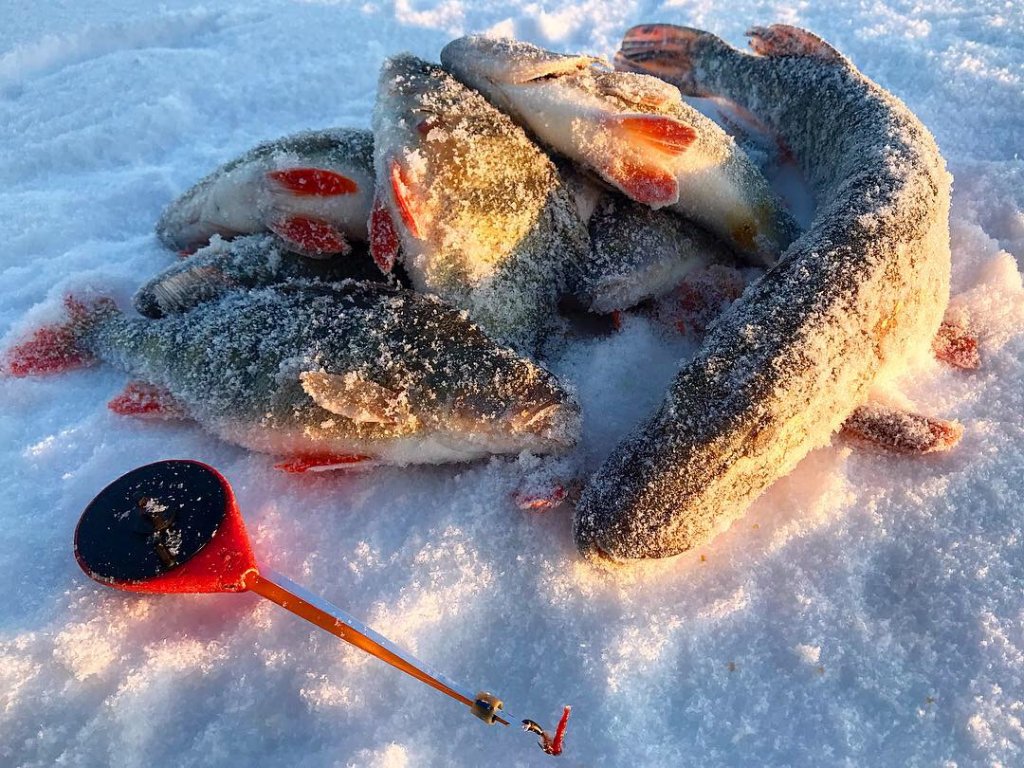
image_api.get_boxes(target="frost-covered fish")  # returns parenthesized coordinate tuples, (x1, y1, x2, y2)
(134, 234, 386, 318)
(573, 24, 953, 561)
(4, 283, 580, 471)
(576, 192, 737, 314)
(370, 54, 589, 352)
(440, 36, 798, 266)
(157, 128, 375, 258)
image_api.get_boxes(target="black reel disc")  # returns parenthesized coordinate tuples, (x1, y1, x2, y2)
(74, 459, 229, 584)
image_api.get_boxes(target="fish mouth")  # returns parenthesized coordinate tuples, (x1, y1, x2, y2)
(573, 517, 629, 566)
(583, 543, 624, 566)
(379, 54, 439, 101)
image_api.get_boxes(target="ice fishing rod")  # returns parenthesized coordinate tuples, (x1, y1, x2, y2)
(73, 459, 570, 756)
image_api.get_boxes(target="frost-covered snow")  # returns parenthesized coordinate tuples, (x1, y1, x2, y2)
(1, 1, 1023, 766)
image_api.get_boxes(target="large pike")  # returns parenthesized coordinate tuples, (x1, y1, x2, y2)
(4, 283, 579, 471)
(441, 36, 798, 265)
(573, 24, 953, 560)
(157, 128, 375, 258)
(370, 54, 589, 353)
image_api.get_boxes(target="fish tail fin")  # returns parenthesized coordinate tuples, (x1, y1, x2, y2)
(615, 25, 731, 97)
(745, 25, 846, 64)
(3, 295, 118, 377)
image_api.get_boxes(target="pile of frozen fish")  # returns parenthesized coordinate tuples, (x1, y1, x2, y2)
(4, 25, 974, 562)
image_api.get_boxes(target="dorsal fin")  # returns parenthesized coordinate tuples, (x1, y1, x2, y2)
(300, 370, 413, 426)
(745, 25, 847, 65)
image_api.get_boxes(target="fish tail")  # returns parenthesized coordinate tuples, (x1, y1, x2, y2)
(615, 24, 734, 97)
(2, 295, 119, 377)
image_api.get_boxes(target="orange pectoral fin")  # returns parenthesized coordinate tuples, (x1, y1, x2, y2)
(608, 114, 697, 156)
(389, 159, 422, 239)
(369, 194, 400, 273)
(274, 454, 375, 473)
(598, 115, 691, 205)
(599, 157, 679, 206)
(267, 168, 359, 196)
(108, 381, 189, 420)
(511, 484, 567, 511)
(269, 216, 351, 258)
(842, 404, 964, 454)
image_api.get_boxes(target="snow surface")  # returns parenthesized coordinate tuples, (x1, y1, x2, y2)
(1, 1, 1023, 766)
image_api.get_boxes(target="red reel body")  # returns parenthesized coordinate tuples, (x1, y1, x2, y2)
(74, 460, 257, 593)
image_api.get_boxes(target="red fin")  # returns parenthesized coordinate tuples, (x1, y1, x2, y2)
(3, 296, 115, 377)
(746, 25, 844, 63)
(842, 404, 963, 454)
(512, 484, 567, 511)
(269, 216, 351, 258)
(933, 319, 980, 370)
(602, 159, 679, 206)
(267, 168, 359, 197)
(659, 266, 746, 335)
(389, 159, 422, 239)
(108, 381, 188, 420)
(609, 114, 697, 156)
(615, 25, 713, 96)
(274, 454, 374, 473)
(369, 194, 399, 273)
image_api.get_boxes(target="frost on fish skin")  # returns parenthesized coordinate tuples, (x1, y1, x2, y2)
(371, 55, 589, 354)
(156, 128, 375, 254)
(79, 282, 581, 465)
(133, 234, 386, 317)
(441, 35, 798, 266)
(576, 25, 953, 560)
(576, 193, 738, 313)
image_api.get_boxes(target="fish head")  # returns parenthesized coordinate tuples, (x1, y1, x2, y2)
(443, 36, 685, 112)
(440, 36, 599, 107)
(371, 55, 470, 257)
(461, 359, 581, 454)
(436, 354, 581, 455)
(398, 308, 580, 454)
(372, 53, 563, 287)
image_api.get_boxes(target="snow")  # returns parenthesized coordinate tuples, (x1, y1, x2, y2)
(1, 1, 1023, 766)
